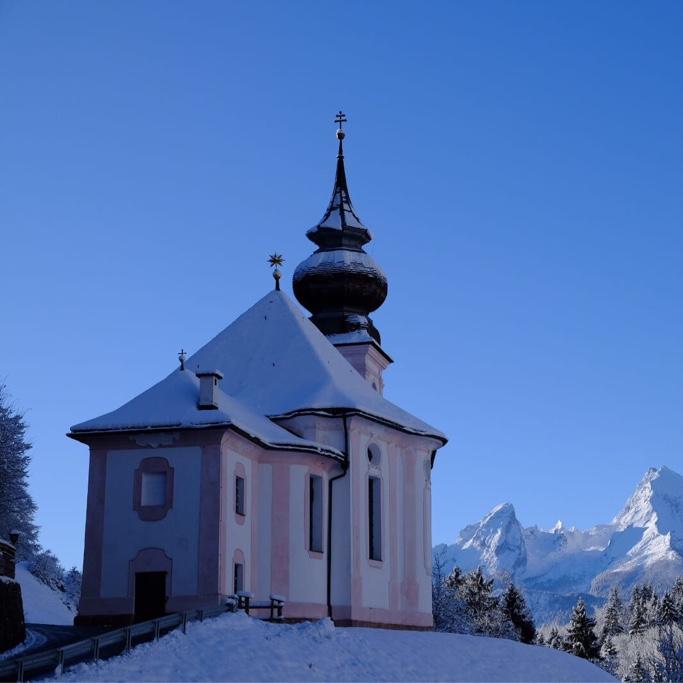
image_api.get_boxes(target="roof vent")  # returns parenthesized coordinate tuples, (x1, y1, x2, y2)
(196, 370, 224, 410)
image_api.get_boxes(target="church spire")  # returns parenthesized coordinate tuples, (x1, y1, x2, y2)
(305, 111, 372, 249)
(293, 113, 388, 344)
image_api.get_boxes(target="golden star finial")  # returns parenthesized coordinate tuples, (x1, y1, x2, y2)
(268, 253, 284, 290)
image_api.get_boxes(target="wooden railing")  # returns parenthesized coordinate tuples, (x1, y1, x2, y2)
(0, 604, 228, 683)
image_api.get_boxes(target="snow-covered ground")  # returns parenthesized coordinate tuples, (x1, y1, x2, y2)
(56, 612, 613, 682)
(15, 562, 74, 625)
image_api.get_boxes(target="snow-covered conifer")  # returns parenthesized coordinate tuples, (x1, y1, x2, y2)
(630, 593, 648, 636)
(566, 597, 601, 661)
(462, 567, 501, 636)
(602, 587, 625, 640)
(501, 583, 536, 644)
(0, 384, 39, 558)
(600, 635, 619, 675)
(548, 626, 564, 650)
(647, 594, 660, 629)
(64, 567, 82, 610)
(658, 591, 679, 627)
(625, 653, 650, 682)
(445, 566, 464, 590)
(650, 623, 683, 681)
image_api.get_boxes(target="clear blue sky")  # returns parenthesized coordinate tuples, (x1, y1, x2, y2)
(1, 1, 682, 569)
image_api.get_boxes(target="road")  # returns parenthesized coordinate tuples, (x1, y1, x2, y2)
(20, 623, 106, 657)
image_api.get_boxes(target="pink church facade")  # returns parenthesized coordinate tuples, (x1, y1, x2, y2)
(72, 119, 446, 629)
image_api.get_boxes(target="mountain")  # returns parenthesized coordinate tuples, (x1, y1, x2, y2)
(442, 503, 527, 578)
(434, 466, 683, 624)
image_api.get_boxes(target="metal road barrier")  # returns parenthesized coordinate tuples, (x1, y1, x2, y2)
(0, 603, 227, 682)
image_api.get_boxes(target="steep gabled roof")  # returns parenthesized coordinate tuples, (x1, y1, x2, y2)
(70, 367, 343, 459)
(185, 290, 445, 441)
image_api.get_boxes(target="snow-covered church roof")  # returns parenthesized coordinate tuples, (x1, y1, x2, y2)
(71, 290, 445, 446)
(70, 366, 343, 458)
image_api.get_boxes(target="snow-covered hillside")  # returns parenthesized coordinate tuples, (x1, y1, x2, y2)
(15, 562, 75, 625)
(435, 466, 683, 624)
(56, 612, 612, 682)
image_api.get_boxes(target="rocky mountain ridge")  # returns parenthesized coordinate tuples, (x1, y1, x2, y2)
(434, 466, 683, 623)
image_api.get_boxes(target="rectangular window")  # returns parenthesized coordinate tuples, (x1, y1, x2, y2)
(233, 562, 244, 594)
(369, 476, 382, 561)
(235, 476, 245, 516)
(141, 472, 167, 507)
(309, 475, 323, 553)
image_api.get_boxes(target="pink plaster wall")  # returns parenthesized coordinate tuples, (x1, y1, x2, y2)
(197, 443, 222, 598)
(270, 462, 290, 597)
(79, 449, 107, 606)
(76, 415, 441, 629)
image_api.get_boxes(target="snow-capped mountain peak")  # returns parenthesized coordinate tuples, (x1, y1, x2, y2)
(439, 502, 527, 579)
(613, 466, 683, 544)
(436, 465, 683, 625)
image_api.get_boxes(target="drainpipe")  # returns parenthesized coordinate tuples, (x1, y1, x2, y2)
(326, 415, 349, 620)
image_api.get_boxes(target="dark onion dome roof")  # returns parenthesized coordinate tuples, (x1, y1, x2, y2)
(293, 118, 387, 344)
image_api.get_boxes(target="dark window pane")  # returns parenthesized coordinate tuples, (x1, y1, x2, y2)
(235, 476, 245, 516)
(369, 477, 382, 561)
(309, 475, 323, 552)
(234, 562, 244, 593)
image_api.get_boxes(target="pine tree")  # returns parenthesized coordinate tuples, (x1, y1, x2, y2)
(64, 567, 82, 610)
(431, 551, 453, 632)
(658, 591, 679, 626)
(431, 558, 470, 635)
(535, 632, 546, 646)
(647, 594, 660, 629)
(641, 585, 655, 603)
(0, 384, 39, 558)
(625, 654, 650, 682)
(547, 626, 563, 649)
(565, 597, 601, 661)
(630, 592, 648, 635)
(445, 565, 464, 590)
(501, 583, 536, 644)
(653, 623, 683, 682)
(462, 567, 499, 636)
(602, 586, 625, 639)
(600, 635, 619, 675)
(671, 578, 683, 602)
(671, 578, 683, 626)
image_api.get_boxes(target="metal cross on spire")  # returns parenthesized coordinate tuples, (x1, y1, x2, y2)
(335, 111, 347, 142)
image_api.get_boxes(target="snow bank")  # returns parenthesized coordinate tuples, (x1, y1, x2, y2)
(14, 563, 74, 625)
(56, 612, 613, 682)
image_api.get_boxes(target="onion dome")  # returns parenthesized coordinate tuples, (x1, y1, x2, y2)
(293, 113, 388, 344)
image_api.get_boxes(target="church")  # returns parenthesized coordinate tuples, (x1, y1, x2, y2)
(70, 115, 447, 629)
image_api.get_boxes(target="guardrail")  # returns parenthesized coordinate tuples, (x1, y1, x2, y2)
(0, 603, 229, 683)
